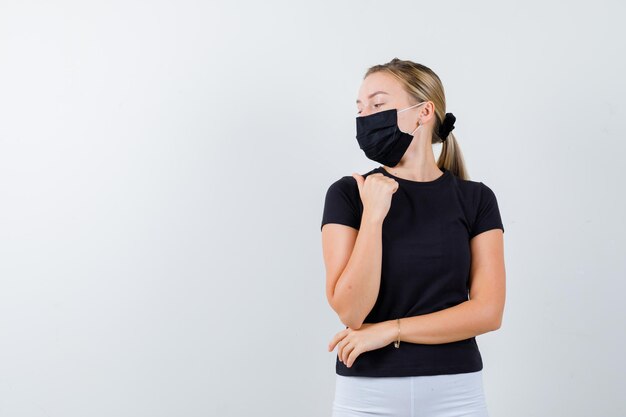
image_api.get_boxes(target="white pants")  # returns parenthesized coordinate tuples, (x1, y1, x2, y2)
(332, 370, 489, 417)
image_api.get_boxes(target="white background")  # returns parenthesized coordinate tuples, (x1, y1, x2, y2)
(1, 1, 625, 416)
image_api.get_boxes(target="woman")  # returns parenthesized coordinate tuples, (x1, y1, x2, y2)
(320, 58, 505, 417)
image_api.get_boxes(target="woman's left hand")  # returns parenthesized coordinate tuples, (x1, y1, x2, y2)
(327, 322, 395, 368)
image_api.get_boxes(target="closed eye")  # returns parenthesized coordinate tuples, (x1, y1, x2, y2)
(357, 103, 385, 115)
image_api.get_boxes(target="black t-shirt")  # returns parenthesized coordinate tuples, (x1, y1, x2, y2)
(320, 165, 504, 377)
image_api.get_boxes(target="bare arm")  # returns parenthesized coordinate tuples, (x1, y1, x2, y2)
(376, 228, 506, 344)
(322, 209, 384, 329)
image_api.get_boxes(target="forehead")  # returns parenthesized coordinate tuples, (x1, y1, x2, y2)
(356, 72, 404, 104)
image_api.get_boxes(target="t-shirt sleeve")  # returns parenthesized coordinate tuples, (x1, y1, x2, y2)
(320, 177, 361, 231)
(469, 182, 504, 239)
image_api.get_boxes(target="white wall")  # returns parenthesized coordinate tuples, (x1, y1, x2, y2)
(1, 0, 624, 416)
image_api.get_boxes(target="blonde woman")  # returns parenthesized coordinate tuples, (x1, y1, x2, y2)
(321, 58, 505, 417)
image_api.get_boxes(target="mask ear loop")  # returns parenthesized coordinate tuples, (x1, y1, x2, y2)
(409, 120, 422, 136)
(402, 102, 426, 136)
(398, 101, 427, 136)
(397, 102, 424, 113)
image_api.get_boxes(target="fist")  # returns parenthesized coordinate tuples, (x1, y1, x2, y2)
(352, 172, 398, 224)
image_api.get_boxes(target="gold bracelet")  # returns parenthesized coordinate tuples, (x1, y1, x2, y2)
(394, 318, 401, 348)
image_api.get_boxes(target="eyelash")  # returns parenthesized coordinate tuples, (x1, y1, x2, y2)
(357, 103, 384, 114)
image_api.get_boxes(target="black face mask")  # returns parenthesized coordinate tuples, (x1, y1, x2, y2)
(355, 102, 426, 167)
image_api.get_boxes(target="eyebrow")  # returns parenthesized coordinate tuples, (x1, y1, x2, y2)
(356, 91, 389, 104)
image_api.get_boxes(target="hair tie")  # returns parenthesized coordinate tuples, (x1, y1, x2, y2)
(438, 112, 456, 141)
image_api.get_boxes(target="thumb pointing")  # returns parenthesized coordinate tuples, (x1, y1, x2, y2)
(352, 173, 364, 193)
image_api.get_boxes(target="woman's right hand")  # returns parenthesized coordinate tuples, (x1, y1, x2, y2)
(352, 173, 398, 224)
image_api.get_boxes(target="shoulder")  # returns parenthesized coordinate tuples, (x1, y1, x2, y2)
(453, 175, 504, 237)
(321, 168, 378, 231)
(451, 175, 499, 203)
(325, 167, 379, 193)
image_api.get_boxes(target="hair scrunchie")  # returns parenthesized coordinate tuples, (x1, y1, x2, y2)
(438, 112, 456, 141)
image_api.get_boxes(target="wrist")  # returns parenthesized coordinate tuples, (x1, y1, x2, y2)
(361, 209, 384, 228)
(384, 319, 401, 346)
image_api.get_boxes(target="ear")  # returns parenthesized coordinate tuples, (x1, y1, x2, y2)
(420, 100, 437, 122)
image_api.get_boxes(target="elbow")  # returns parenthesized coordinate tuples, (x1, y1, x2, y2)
(336, 306, 364, 330)
(490, 317, 502, 331)
(475, 299, 503, 332)
(328, 289, 366, 330)
(335, 306, 365, 330)
(340, 315, 363, 330)
(488, 310, 503, 331)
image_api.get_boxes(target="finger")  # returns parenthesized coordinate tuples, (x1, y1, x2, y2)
(328, 329, 349, 351)
(346, 345, 361, 368)
(328, 334, 339, 352)
(328, 330, 343, 351)
(338, 336, 351, 363)
(342, 341, 355, 365)
(336, 339, 344, 363)
(351, 173, 364, 195)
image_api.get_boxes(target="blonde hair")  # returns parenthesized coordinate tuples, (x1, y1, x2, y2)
(364, 58, 469, 180)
